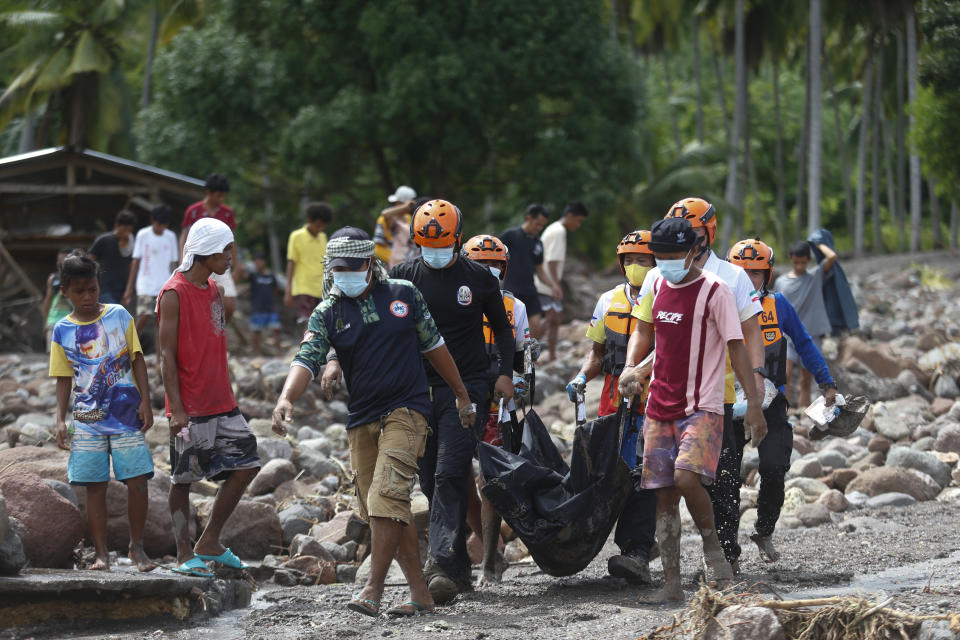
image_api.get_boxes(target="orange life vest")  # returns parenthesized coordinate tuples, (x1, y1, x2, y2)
(759, 294, 788, 387)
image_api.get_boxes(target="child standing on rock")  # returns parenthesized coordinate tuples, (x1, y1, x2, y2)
(618, 218, 765, 602)
(49, 250, 157, 572)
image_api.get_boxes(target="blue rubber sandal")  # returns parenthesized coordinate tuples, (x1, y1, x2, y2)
(386, 601, 434, 617)
(170, 557, 214, 578)
(195, 548, 249, 570)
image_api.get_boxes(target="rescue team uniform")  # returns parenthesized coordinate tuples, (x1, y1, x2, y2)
(158, 272, 261, 484)
(182, 202, 238, 298)
(293, 278, 443, 525)
(637, 251, 761, 560)
(389, 257, 514, 585)
(585, 283, 657, 560)
(748, 292, 835, 539)
(481, 291, 530, 446)
(634, 272, 744, 489)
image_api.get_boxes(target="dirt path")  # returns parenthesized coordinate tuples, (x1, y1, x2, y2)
(78, 501, 953, 640)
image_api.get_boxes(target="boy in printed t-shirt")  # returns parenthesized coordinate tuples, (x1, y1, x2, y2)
(49, 251, 157, 572)
(617, 218, 766, 602)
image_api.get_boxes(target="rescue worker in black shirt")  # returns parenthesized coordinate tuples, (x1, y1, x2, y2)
(390, 200, 515, 604)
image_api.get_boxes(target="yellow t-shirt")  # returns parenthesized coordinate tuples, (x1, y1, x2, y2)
(287, 226, 327, 298)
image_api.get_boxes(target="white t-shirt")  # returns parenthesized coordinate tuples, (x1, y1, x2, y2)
(637, 250, 761, 322)
(534, 220, 566, 296)
(132, 227, 178, 296)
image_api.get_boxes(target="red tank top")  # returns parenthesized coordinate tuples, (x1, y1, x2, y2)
(159, 272, 235, 417)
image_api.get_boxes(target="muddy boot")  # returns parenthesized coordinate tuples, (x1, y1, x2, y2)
(607, 550, 652, 585)
(423, 557, 459, 605)
(641, 512, 683, 603)
(700, 528, 734, 588)
(750, 533, 780, 562)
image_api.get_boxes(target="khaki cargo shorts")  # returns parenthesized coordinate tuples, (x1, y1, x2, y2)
(347, 407, 428, 525)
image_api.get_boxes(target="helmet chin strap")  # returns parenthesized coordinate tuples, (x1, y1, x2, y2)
(695, 235, 711, 262)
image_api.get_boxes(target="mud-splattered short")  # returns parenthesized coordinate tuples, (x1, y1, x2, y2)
(640, 410, 724, 489)
(170, 408, 261, 484)
(348, 407, 428, 525)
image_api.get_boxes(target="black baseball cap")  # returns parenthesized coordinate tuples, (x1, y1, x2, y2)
(649, 217, 698, 253)
(327, 226, 372, 270)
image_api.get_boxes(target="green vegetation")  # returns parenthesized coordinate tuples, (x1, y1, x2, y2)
(2, 0, 957, 267)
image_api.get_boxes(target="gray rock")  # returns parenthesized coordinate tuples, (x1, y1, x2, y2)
(933, 375, 960, 399)
(296, 426, 323, 442)
(247, 458, 297, 496)
(293, 448, 340, 479)
(42, 479, 78, 507)
(288, 534, 336, 562)
(299, 437, 332, 456)
(273, 569, 300, 586)
(789, 456, 823, 479)
(865, 492, 917, 508)
(0, 526, 26, 575)
(705, 605, 786, 640)
(14, 413, 55, 429)
(873, 415, 911, 441)
(279, 503, 326, 545)
(16, 423, 54, 446)
(784, 477, 830, 498)
(935, 424, 960, 454)
(324, 423, 348, 449)
(846, 466, 940, 501)
(845, 491, 870, 508)
(354, 555, 406, 585)
(327, 401, 349, 422)
(913, 436, 936, 451)
(896, 369, 920, 388)
(258, 438, 293, 462)
(917, 619, 958, 640)
(886, 446, 953, 488)
(816, 450, 848, 470)
(741, 449, 760, 477)
(336, 563, 358, 584)
(796, 502, 832, 527)
(321, 541, 352, 563)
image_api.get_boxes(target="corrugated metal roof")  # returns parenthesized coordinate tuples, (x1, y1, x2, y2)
(0, 146, 205, 187)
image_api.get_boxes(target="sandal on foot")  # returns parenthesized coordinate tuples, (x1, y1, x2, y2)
(195, 548, 249, 570)
(170, 557, 213, 578)
(347, 593, 380, 617)
(386, 601, 434, 618)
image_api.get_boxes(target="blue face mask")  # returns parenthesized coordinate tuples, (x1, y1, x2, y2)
(332, 270, 370, 297)
(488, 266, 502, 280)
(657, 251, 693, 284)
(421, 246, 455, 269)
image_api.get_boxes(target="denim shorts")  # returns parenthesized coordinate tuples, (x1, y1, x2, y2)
(68, 430, 155, 485)
(249, 311, 281, 330)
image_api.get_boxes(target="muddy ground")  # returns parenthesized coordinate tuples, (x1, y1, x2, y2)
(14, 500, 960, 640)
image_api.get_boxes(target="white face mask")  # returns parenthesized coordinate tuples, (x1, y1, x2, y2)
(421, 246, 455, 269)
(656, 249, 694, 284)
(332, 269, 370, 297)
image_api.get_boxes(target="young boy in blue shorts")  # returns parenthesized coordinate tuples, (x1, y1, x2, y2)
(248, 252, 282, 355)
(50, 251, 156, 572)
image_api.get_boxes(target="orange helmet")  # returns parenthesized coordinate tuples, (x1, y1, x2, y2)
(665, 197, 717, 245)
(463, 234, 508, 278)
(617, 230, 653, 256)
(729, 238, 775, 285)
(411, 199, 462, 248)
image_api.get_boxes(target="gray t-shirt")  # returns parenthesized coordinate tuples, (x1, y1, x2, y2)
(774, 266, 832, 337)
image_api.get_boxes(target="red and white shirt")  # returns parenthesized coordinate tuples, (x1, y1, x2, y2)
(182, 201, 237, 231)
(645, 271, 743, 421)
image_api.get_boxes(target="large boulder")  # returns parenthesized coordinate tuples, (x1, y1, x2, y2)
(197, 500, 282, 560)
(873, 416, 912, 442)
(247, 459, 297, 496)
(278, 502, 327, 545)
(0, 471, 84, 567)
(886, 446, 953, 488)
(293, 448, 340, 480)
(865, 492, 917, 508)
(788, 456, 823, 479)
(257, 438, 293, 462)
(279, 555, 336, 584)
(845, 466, 941, 502)
(309, 510, 355, 545)
(841, 337, 909, 379)
(0, 492, 26, 575)
(0, 447, 69, 483)
(99, 471, 194, 557)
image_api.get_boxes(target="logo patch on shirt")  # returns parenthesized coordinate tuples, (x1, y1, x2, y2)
(765, 330, 778, 342)
(457, 285, 473, 306)
(301, 330, 315, 344)
(656, 310, 683, 325)
(390, 300, 409, 317)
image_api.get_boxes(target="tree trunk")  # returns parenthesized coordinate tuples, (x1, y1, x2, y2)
(773, 60, 786, 242)
(882, 88, 897, 253)
(807, 0, 823, 235)
(951, 201, 958, 249)
(712, 40, 731, 146)
(722, 0, 746, 250)
(692, 15, 705, 144)
(895, 27, 907, 250)
(929, 179, 942, 248)
(68, 79, 87, 148)
(142, 7, 160, 109)
(906, 3, 921, 252)
(795, 40, 810, 241)
(609, 0, 618, 40)
(825, 58, 854, 239)
(261, 156, 282, 276)
(17, 109, 35, 153)
(872, 41, 884, 252)
(663, 54, 683, 154)
(854, 45, 874, 257)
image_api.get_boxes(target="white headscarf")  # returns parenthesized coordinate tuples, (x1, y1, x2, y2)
(177, 217, 234, 273)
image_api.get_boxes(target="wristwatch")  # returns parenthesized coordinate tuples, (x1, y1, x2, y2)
(751, 367, 768, 378)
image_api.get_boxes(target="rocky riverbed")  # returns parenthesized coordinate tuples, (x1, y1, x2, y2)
(1, 250, 960, 639)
